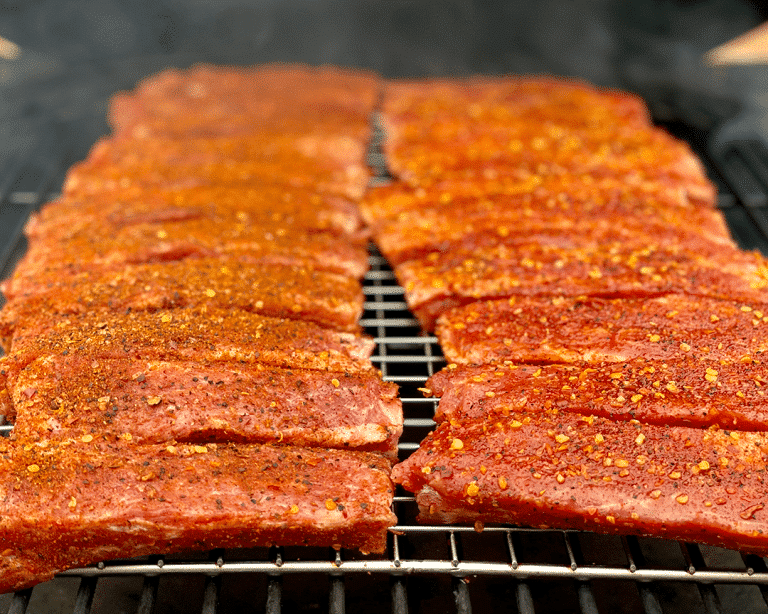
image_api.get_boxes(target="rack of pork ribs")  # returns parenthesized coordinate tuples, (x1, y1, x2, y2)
(362, 77, 768, 556)
(0, 64, 400, 594)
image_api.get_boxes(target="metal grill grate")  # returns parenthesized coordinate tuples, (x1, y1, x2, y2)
(3, 126, 768, 613)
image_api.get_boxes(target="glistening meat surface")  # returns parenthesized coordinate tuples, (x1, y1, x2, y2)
(27, 185, 363, 241)
(0, 260, 364, 340)
(377, 217, 734, 269)
(398, 241, 768, 330)
(9, 356, 402, 456)
(12, 217, 369, 280)
(0, 440, 395, 593)
(1, 308, 374, 388)
(435, 295, 768, 365)
(110, 64, 380, 139)
(392, 408, 768, 555)
(359, 175, 713, 225)
(63, 148, 370, 201)
(426, 359, 768, 431)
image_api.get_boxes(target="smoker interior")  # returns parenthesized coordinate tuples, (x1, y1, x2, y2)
(0, 95, 768, 613)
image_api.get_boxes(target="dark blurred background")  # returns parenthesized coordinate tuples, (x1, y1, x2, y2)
(0, 0, 765, 171)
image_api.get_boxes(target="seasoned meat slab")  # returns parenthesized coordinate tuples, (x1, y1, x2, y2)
(110, 64, 379, 139)
(436, 295, 768, 365)
(83, 132, 368, 177)
(397, 241, 768, 330)
(382, 76, 651, 125)
(381, 78, 713, 206)
(1, 308, 374, 381)
(9, 356, 402, 456)
(393, 408, 768, 555)
(426, 359, 768, 432)
(27, 185, 364, 241)
(366, 183, 732, 265)
(384, 126, 712, 206)
(376, 213, 734, 268)
(0, 260, 364, 340)
(63, 143, 370, 201)
(360, 174, 715, 225)
(13, 213, 369, 280)
(0, 439, 395, 593)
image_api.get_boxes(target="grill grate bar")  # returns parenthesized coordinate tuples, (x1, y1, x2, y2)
(516, 582, 536, 614)
(577, 584, 599, 614)
(135, 575, 159, 614)
(364, 270, 397, 282)
(6, 589, 31, 614)
(72, 577, 97, 614)
(383, 375, 429, 383)
(622, 536, 663, 614)
(362, 285, 404, 295)
(735, 141, 768, 194)
(565, 533, 600, 614)
(371, 355, 444, 364)
(364, 301, 410, 311)
(716, 147, 768, 208)
(360, 317, 420, 327)
(372, 336, 438, 344)
(681, 543, 723, 614)
(742, 554, 768, 608)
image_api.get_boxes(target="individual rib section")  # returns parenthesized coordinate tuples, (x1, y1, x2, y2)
(397, 241, 768, 330)
(63, 133, 370, 202)
(85, 132, 369, 175)
(9, 356, 402, 456)
(381, 77, 714, 207)
(392, 408, 768, 555)
(1, 308, 374, 382)
(11, 216, 369, 280)
(0, 260, 364, 341)
(360, 175, 717, 226)
(382, 77, 651, 136)
(26, 185, 364, 242)
(0, 439, 396, 594)
(366, 183, 733, 266)
(435, 295, 768, 365)
(109, 64, 380, 139)
(426, 359, 768, 432)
